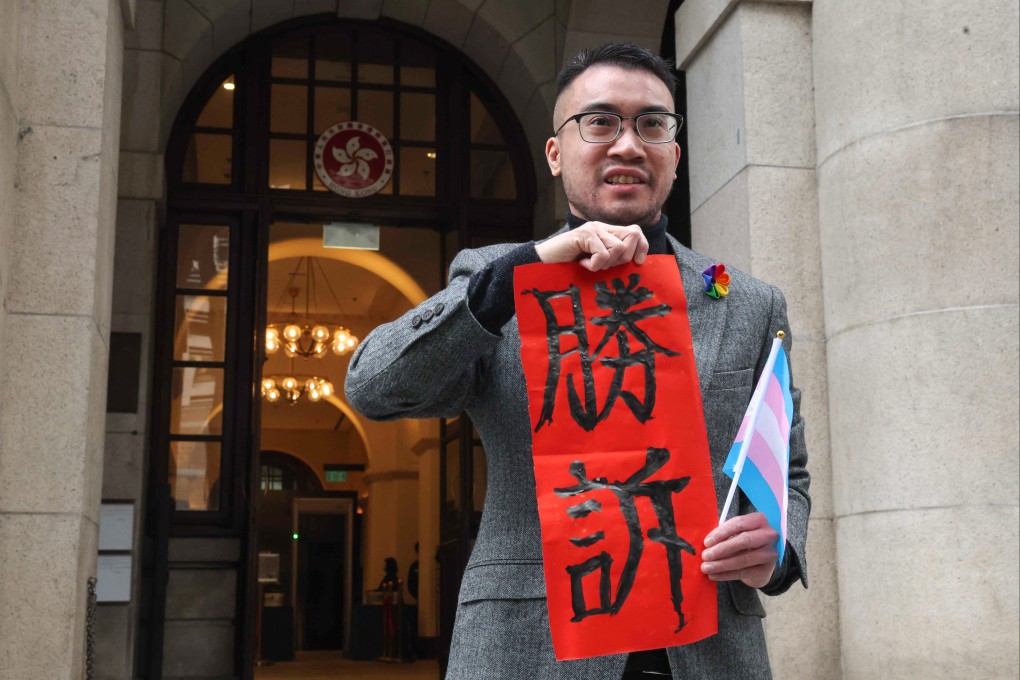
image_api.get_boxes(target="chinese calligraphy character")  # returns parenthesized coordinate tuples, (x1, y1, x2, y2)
(554, 447, 695, 632)
(522, 273, 678, 432)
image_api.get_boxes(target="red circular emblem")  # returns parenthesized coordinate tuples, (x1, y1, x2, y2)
(314, 121, 394, 198)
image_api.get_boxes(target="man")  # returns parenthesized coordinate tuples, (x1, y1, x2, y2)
(346, 43, 810, 679)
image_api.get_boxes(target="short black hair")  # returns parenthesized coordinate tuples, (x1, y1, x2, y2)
(556, 42, 677, 104)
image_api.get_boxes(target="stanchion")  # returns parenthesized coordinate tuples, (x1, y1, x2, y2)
(379, 580, 404, 662)
(254, 580, 274, 667)
(397, 586, 405, 661)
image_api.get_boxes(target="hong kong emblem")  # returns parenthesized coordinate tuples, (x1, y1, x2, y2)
(313, 121, 395, 198)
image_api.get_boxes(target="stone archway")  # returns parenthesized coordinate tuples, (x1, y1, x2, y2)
(122, 1, 674, 233)
(116, 5, 675, 675)
(158, 0, 562, 197)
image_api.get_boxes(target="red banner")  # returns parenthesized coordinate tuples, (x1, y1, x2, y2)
(514, 256, 718, 660)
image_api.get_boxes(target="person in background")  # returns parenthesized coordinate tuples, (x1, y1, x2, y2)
(377, 557, 399, 592)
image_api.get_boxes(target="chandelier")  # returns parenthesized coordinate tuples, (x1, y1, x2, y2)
(265, 257, 358, 359)
(261, 374, 334, 405)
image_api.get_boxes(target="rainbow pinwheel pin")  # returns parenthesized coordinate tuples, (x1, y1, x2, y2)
(702, 263, 730, 299)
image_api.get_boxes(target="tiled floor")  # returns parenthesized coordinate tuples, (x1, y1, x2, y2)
(255, 651, 439, 679)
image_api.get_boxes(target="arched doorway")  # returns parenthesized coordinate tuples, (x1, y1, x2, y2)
(253, 450, 358, 663)
(146, 16, 535, 678)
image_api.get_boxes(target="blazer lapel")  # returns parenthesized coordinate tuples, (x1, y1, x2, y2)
(668, 234, 727, 397)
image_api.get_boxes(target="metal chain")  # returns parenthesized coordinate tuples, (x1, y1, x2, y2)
(85, 576, 97, 680)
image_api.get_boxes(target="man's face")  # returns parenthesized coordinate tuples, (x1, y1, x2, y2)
(546, 65, 681, 226)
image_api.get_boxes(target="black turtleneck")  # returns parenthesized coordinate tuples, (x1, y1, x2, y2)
(467, 214, 674, 334)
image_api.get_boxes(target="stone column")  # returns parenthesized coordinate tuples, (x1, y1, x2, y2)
(413, 434, 442, 638)
(0, 0, 125, 678)
(362, 469, 421, 597)
(676, 1, 841, 677)
(813, 1, 1020, 678)
(358, 418, 423, 605)
(0, 0, 19, 358)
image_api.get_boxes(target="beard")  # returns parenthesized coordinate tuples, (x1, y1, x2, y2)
(561, 172, 672, 227)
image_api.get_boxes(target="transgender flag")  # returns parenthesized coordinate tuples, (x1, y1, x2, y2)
(720, 337, 793, 564)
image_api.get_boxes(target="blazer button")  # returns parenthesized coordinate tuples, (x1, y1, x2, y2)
(422, 309, 434, 322)
(411, 315, 422, 329)
(434, 303, 445, 316)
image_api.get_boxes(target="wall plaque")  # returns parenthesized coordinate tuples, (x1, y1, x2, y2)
(314, 121, 394, 198)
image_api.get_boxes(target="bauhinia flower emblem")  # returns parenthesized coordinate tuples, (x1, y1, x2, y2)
(315, 121, 393, 197)
(332, 136, 378, 180)
(702, 263, 731, 299)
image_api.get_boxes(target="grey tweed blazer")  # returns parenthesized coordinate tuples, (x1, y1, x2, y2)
(345, 233, 810, 680)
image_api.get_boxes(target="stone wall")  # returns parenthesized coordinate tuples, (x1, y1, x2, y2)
(0, 0, 20, 378)
(677, 1, 840, 677)
(0, 0, 126, 679)
(814, 1, 1020, 678)
(678, 0, 1019, 678)
(2, 0, 1014, 676)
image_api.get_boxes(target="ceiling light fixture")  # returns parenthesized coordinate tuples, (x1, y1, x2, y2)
(265, 256, 358, 359)
(261, 374, 334, 405)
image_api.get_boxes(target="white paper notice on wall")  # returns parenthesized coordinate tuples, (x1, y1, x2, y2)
(323, 222, 380, 250)
(99, 502, 135, 552)
(97, 554, 133, 603)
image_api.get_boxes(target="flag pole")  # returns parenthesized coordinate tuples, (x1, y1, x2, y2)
(718, 332, 785, 525)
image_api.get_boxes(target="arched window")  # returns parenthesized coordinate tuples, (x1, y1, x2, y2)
(166, 19, 534, 214)
(259, 451, 323, 493)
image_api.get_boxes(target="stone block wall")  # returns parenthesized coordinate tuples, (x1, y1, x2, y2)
(814, 0, 1020, 678)
(0, 0, 20, 373)
(676, 0, 1019, 677)
(0, 1, 126, 679)
(677, 1, 840, 678)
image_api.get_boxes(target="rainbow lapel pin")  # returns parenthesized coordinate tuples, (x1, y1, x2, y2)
(702, 263, 730, 299)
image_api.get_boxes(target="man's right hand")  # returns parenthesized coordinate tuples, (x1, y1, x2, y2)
(535, 221, 649, 271)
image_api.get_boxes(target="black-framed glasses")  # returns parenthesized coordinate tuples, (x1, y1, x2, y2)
(554, 111, 684, 144)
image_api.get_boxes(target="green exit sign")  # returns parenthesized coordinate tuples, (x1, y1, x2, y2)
(325, 470, 347, 483)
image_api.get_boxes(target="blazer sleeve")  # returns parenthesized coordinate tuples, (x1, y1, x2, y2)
(344, 247, 504, 421)
(757, 286, 811, 595)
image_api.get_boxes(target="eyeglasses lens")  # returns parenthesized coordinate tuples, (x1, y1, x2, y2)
(637, 114, 675, 143)
(577, 113, 678, 143)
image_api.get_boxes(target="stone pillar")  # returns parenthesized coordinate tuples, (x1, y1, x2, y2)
(358, 418, 422, 605)
(813, 1, 1020, 678)
(0, 0, 19, 356)
(362, 470, 420, 597)
(0, 0, 125, 678)
(676, 1, 841, 677)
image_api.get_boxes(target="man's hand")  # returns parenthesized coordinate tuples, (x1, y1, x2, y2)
(700, 513, 779, 589)
(535, 221, 649, 271)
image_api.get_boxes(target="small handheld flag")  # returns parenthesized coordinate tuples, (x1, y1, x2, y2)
(719, 333, 793, 564)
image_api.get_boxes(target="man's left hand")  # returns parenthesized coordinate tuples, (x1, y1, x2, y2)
(700, 513, 778, 588)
